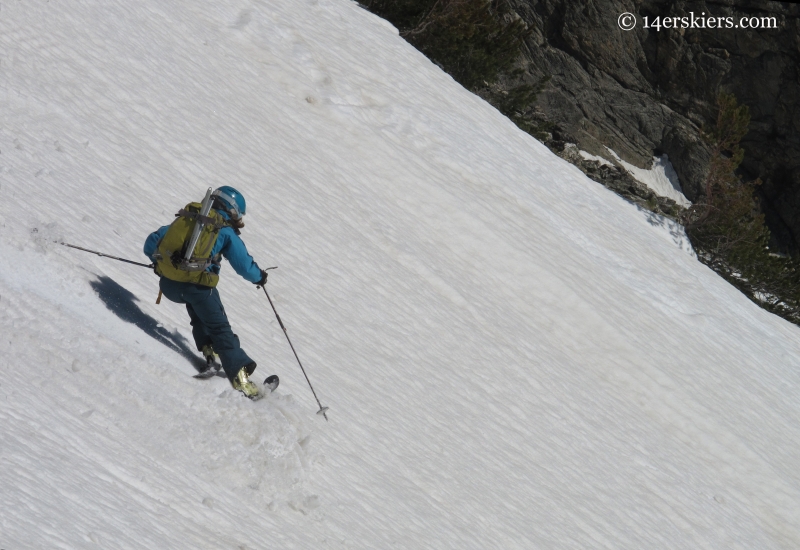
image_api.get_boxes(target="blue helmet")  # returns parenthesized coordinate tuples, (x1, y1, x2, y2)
(212, 186, 246, 219)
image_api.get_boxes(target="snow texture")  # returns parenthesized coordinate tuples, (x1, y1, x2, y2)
(1, 0, 799, 548)
(605, 148, 691, 207)
(579, 149, 614, 168)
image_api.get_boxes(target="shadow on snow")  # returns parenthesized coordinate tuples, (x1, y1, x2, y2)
(89, 276, 206, 372)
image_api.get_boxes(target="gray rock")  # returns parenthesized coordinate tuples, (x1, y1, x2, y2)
(505, 0, 800, 251)
(548, 141, 685, 219)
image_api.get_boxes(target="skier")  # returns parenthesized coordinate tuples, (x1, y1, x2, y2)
(143, 186, 268, 398)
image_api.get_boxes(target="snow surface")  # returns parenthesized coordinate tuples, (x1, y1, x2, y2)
(578, 149, 613, 168)
(2, 1, 800, 548)
(604, 149, 691, 207)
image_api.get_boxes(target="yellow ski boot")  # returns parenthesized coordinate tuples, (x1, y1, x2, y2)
(193, 344, 222, 379)
(201, 344, 217, 368)
(231, 366, 260, 399)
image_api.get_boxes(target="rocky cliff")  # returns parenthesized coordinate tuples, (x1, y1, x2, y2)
(507, 0, 800, 251)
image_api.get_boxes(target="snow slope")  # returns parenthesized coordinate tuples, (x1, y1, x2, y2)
(609, 151, 691, 207)
(580, 149, 691, 207)
(2, 1, 800, 548)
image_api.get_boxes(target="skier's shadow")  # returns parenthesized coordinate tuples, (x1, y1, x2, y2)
(89, 276, 206, 372)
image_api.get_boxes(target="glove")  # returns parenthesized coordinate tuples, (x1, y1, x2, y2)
(255, 269, 268, 288)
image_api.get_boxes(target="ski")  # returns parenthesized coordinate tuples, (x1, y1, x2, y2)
(194, 368, 279, 393)
(263, 374, 279, 393)
(247, 375, 280, 401)
(193, 364, 224, 379)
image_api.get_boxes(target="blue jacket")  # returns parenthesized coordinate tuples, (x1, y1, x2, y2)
(144, 210, 262, 283)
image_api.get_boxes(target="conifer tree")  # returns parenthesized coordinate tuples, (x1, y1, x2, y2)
(684, 94, 800, 324)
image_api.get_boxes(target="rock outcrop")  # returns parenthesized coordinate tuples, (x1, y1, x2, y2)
(508, 0, 800, 251)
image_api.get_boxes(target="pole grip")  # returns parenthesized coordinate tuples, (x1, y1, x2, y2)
(156, 289, 163, 305)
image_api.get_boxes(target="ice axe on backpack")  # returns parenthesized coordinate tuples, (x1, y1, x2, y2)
(180, 187, 215, 270)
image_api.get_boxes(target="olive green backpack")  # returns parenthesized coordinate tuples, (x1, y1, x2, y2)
(154, 202, 229, 287)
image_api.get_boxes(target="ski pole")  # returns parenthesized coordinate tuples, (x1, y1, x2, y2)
(261, 285, 329, 420)
(60, 242, 154, 269)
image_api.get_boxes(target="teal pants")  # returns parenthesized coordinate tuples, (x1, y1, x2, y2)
(159, 277, 255, 380)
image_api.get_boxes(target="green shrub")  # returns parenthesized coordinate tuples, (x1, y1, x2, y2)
(684, 94, 800, 325)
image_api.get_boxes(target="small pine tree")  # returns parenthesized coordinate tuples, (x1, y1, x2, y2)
(683, 94, 800, 325)
(683, 94, 765, 265)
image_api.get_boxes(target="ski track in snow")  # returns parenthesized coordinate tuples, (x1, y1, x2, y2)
(1, 0, 800, 548)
